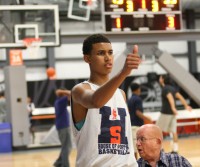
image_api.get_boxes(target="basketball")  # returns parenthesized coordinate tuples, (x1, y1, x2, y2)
(46, 67, 56, 78)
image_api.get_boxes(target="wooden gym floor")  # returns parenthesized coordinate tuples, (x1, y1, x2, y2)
(0, 135, 200, 167)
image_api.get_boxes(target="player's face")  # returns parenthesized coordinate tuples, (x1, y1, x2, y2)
(159, 76, 164, 85)
(88, 43, 113, 75)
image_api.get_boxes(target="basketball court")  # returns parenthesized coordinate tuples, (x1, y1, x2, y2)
(0, 1, 200, 167)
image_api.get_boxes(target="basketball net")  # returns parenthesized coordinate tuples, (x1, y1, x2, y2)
(23, 38, 42, 58)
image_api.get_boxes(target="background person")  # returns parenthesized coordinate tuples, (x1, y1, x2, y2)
(127, 82, 152, 159)
(0, 91, 6, 123)
(156, 75, 192, 153)
(27, 97, 36, 144)
(71, 34, 140, 167)
(54, 88, 72, 167)
(136, 124, 192, 167)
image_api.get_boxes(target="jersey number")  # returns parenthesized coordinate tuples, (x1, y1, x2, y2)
(110, 126, 121, 143)
(98, 106, 128, 145)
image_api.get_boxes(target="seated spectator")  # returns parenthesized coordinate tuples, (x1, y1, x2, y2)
(136, 124, 192, 167)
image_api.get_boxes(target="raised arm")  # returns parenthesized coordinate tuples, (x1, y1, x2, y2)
(72, 45, 140, 109)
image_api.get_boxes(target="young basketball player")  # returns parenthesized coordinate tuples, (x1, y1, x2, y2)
(71, 34, 140, 167)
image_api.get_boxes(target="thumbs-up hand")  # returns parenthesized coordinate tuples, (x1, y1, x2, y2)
(121, 45, 140, 76)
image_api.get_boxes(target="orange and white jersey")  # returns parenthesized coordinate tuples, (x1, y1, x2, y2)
(71, 81, 137, 167)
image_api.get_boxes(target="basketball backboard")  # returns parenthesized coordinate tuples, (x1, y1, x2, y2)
(68, 0, 91, 21)
(0, 5, 60, 48)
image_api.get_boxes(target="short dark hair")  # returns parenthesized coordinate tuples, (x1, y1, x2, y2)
(59, 87, 66, 90)
(130, 83, 140, 91)
(0, 91, 4, 97)
(163, 75, 173, 85)
(82, 34, 111, 55)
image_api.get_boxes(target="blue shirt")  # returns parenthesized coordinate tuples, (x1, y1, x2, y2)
(54, 96, 70, 129)
(128, 93, 144, 126)
(137, 150, 192, 167)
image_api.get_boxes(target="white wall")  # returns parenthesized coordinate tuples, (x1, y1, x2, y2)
(56, 40, 198, 80)
(0, 39, 199, 82)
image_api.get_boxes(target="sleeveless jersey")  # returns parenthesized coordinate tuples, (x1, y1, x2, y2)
(71, 81, 137, 167)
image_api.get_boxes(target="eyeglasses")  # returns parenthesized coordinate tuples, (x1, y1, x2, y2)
(136, 137, 157, 143)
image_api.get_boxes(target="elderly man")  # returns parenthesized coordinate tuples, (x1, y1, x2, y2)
(136, 124, 192, 167)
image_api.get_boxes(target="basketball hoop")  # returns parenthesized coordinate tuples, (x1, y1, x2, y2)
(87, 0, 92, 6)
(79, 0, 98, 10)
(23, 38, 42, 57)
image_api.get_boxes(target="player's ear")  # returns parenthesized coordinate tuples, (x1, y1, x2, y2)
(84, 55, 91, 64)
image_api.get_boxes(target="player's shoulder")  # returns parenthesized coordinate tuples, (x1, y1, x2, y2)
(72, 82, 91, 93)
